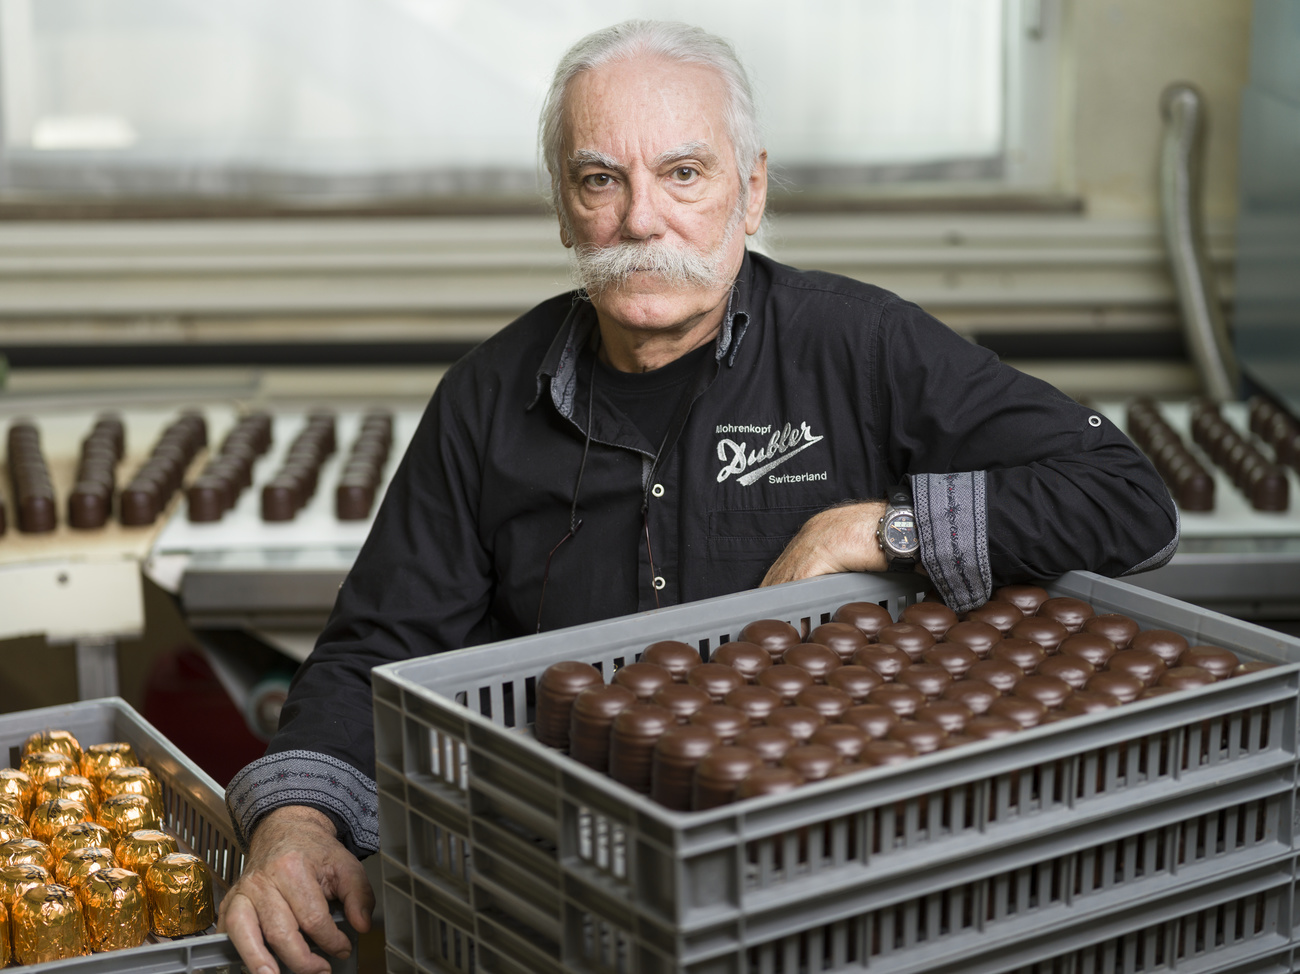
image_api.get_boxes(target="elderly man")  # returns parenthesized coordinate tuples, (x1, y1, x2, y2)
(220, 19, 1178, 974)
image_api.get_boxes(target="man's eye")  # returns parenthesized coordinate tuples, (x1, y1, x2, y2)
(583, 173, 612, 188)
(672, 166, 698, 181)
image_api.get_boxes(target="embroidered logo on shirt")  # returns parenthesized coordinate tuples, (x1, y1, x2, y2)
(715, 421, 826, 486)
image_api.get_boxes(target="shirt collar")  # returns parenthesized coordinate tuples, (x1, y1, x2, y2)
(531, 250, 755, 416)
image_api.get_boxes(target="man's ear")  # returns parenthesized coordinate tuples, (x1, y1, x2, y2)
(745, 151, 769, 236)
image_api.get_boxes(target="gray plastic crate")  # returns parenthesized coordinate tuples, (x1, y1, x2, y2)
(372, 571, 1300, 974)
(0, 697, 355, 974)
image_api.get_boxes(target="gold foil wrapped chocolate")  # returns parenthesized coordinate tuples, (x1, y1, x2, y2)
(29, 798, 90, 844)
(0, 794, 24, 820)
(100, 767, 163, 806)
(79, 867, 148, 953)
(145, 853, 213, 936)
(0, 863, 49, 906)
(19, 751, 77, 788)
(115, 829, 178, 875)
(51, 822, 115, 862)
(97, 794, 161, 840)
(0, 838, 54, 871)
(0, 899, 8, 967)
(56, 846, 116, 890)
(0, 812, 29, 844)
(11, 883, 86, 964)
(37, 775, 99, 814)
(80, 743, 138, 785)
(0, 769, 33, 814)
(22, 730, 82, 765)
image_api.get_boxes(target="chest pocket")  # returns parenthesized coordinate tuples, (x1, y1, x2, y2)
(707, 505, 825, 556)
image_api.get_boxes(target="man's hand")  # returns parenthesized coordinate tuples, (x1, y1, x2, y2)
(219, 805, 374, 974)
(761, 501, 889, 586)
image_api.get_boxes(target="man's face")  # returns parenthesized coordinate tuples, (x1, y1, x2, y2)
(558, 55, 767, 335)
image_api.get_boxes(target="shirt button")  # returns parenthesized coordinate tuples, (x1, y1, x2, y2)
(651, 483, 665, 498)
(653, 576, 666, 591)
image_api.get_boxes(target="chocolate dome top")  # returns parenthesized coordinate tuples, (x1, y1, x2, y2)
(783, 644, 843, 682)
(756, 664, 815, 702)
(723, 685, 783, 723)
(764, 706, 826, 743)
(1082, 614, 1140, 649)
(1009, 617, 1068, 652)
(1179, 645, 1239, 678)
(901, 602, 958, 639)
(807, 623, 869, 661)
(942, 679, 999, 714)
(963, 600, 1024, 634)
(1036, 653, 1096, 689)
(1129, 630, 1190, 664)
(640, 641, 702, 681)
(831, 601, 893, 639)
(994, 584, 1050, 614)
(826, 665, 884, 702)
(686, 663, 746, 701)
(943, 620, 1003, 658)
(1059, 633, 1117, 667)
(1036, 597, 1095, 633)
(734, 726, 796, 764)
(738, 620, 802, 661)
(875, 623, 936, 660)
(990, 637, 1046, 673)
(840, 703, 900, 739)
(612, 662, 673, 700)
(852, 644, 909, 679)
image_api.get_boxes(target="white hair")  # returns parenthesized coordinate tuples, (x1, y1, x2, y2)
(539, 20, 764, 213)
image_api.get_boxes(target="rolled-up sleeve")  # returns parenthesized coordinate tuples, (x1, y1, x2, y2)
(877, 299, 1179, 611)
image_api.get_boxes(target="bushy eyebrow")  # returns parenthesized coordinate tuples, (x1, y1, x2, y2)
(566, 142, 720, 180)
(652, 141, 719, 170)
(567, 149, 622, 179)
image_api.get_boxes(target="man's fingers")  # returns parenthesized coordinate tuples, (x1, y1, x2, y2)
(274, 857, 354, 960)
(221, 892, 282, 974)
(334, 861, 376, 934)
(252, 882, 334, 974)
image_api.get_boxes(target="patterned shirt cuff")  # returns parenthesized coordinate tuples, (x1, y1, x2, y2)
(225, 750, 380, 858)
(912, 471, 992, 612)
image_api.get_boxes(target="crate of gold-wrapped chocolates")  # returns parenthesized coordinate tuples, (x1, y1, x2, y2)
(373, 570, 1300, 974)
(0, 698, 248, 973)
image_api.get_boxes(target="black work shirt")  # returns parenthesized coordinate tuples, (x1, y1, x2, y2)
(227, 251, 1179, 855)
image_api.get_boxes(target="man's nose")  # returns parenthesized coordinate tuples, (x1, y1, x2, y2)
(621, 178, 666, 240)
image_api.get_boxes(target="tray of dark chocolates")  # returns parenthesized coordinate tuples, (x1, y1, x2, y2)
(373, 571, 1300, 974)
(1101, 396, 1300, 534)
(0, 699, 353, 974)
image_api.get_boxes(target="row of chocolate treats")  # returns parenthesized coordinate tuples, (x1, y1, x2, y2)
(186, 412, 274, 523)
(534, 585, 1271, 811)
(333, 410, 394, 521)
(118, 412, 209, 527)
(1189, 398, 1289, 511)
(67, 415, 128, 529)
(0, 730, 212, 964)
(1126, 399, 1214, 511)
(1, 413, 206, 534)
(1248, 395, 1300, 467)
(4, 422, 57, 535)
(259, 411, 336, 522)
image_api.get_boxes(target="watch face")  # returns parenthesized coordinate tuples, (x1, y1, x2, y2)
(884, 512, 920, 554)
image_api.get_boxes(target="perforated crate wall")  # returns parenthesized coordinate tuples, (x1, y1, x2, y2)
(374, 572, 1300, 974)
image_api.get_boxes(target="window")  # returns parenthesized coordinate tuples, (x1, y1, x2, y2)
(0, 0, 1060, 209)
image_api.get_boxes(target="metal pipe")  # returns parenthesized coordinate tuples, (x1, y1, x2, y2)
(1159, 82, 1240, 400)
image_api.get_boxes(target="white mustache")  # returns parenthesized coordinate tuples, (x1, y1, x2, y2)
(571, 237, 732, 293)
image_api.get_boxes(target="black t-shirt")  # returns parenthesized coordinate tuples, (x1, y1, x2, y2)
(595, 343, 713, 451)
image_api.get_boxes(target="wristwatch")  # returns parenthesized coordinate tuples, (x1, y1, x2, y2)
(876, 483, 920, 573)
